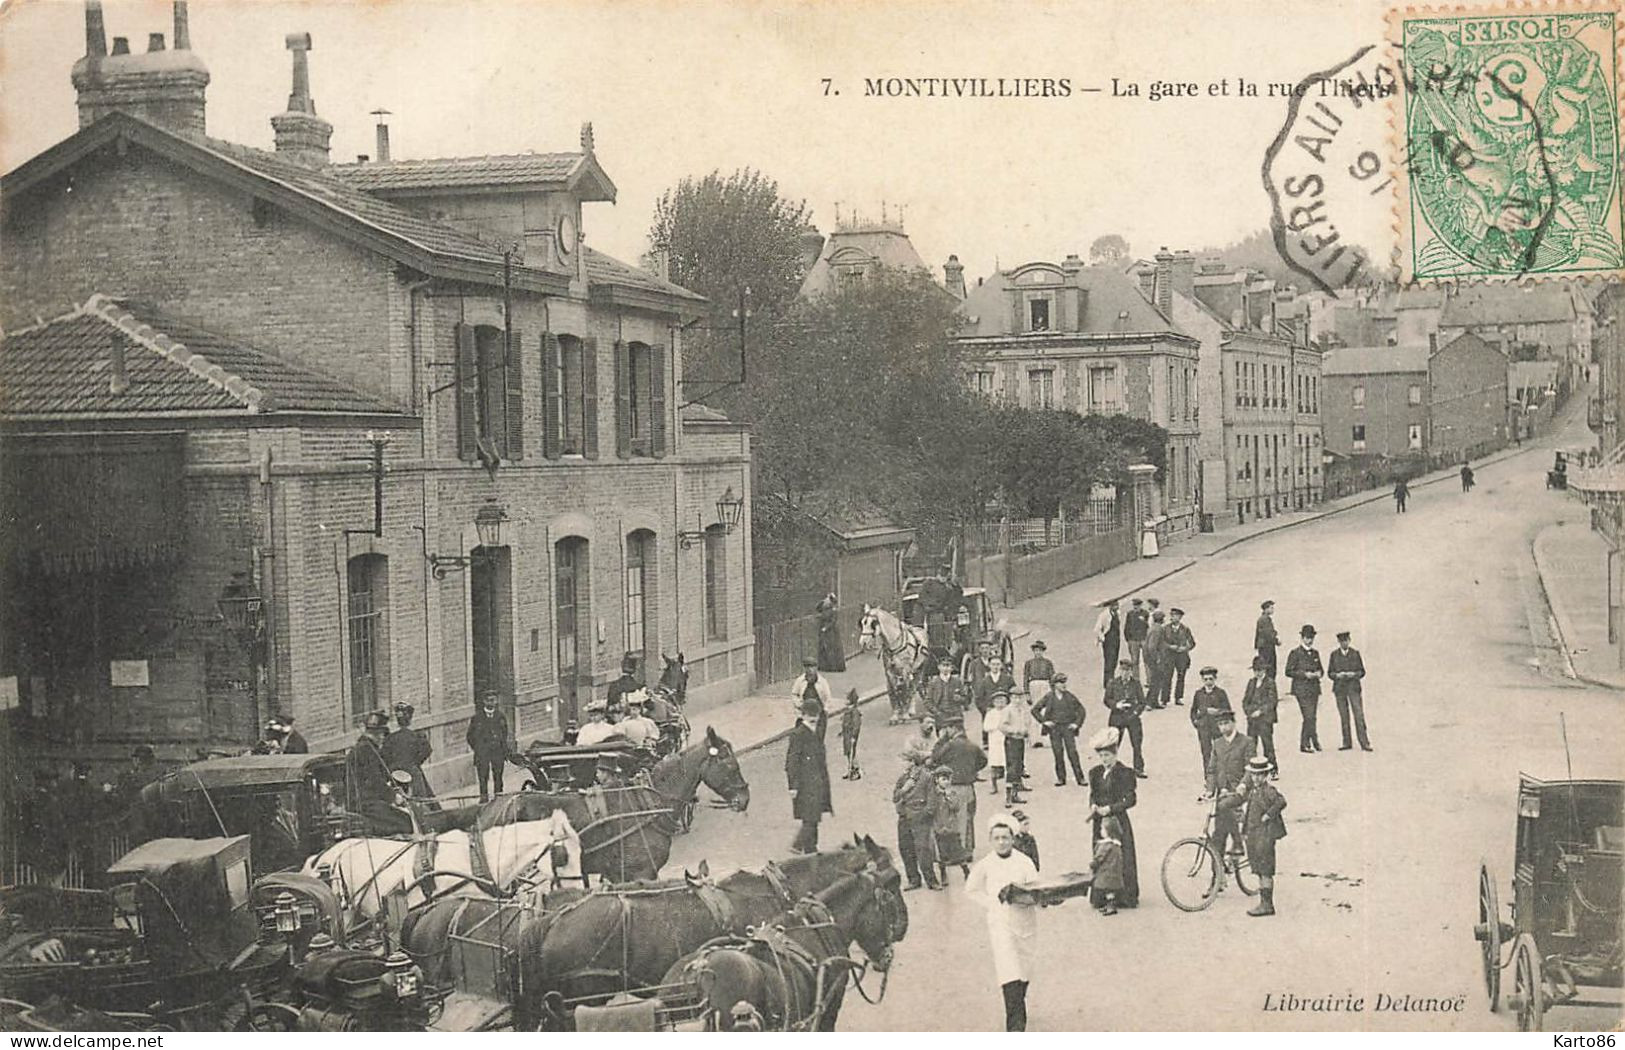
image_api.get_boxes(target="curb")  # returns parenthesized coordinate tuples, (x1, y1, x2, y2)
(1528, 522, 1623, 691)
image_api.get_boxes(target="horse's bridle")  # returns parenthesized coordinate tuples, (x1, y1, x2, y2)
(862, 611, 924, 667)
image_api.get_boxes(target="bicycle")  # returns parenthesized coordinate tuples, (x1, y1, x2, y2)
(1160, 796, 1257, 911)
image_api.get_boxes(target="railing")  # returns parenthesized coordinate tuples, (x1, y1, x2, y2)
(2, 804, 134, 889)
(752, 602, 874, 687)
(964, 498, 1124, 554)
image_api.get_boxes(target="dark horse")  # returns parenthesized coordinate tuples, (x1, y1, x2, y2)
(514, 836, 900, 1030)
(661, 864, 905, 1031)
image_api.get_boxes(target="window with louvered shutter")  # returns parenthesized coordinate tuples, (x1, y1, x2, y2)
(614, 340, 632, 459)
(650, 344, 668, 458)
(475, 325, 506, 458)
(560, 336, 585, 456)
(506, 329, 524, 459)
(455, 322, 478, 461)
(582, 337, 600, 459)
(542, 333, 562, 459)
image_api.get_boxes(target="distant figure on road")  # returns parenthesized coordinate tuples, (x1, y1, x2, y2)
(1103, 658, 1148, 778)
(1122, 597, 1150, 682)
(1328, 630, 1373, 752)
(1094, 600, 1122, 689)
(922, 660, 967, 733)
(1021, 640, 1054, 748)
(1254, 600, 1279, 680)
(983, 692, 1010, 797)
(1393, 478, 1410, 512)
(466, 695, 511, 801)
(785, 698, 832, 854)
(840, 691, 863, 781)
(1205, 710, 1252, 873)
(964, 813, 1041, 1031)
(1460, 463, 1475, 492)
(790, 657, 833, 740)
(816, 593, 846, 673)
(934, 720, 987, 854)
(1242, 656, 1280, 778)
(894, 741, 944, 891)
(1284, 626, 1324, 753)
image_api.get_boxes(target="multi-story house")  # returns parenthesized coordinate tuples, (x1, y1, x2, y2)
(0, 3, 754, 779)
(1437, 283, 1591, 394)
(1429, 333, 1511, 456)
(1320, 346, 1430, 458)
(956, 256, 1201, 523)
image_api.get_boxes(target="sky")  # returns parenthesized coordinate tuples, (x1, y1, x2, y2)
(0, 0, 1401, 282)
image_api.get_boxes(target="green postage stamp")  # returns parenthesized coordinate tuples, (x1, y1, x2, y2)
(1389, 4, 1624, 280)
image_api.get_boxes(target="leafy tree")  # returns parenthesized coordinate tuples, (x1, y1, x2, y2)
(1089, 234, 1130, 265)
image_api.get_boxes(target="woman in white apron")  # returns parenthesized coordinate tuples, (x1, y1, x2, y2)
(964, 812, 1041, 1030)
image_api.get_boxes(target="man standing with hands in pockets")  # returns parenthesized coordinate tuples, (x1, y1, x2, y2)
(1284, 625, 1324, 753)
(1328, 630, 1373, 752)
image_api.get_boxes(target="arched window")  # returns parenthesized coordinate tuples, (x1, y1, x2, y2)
(347, 554, 389, 718)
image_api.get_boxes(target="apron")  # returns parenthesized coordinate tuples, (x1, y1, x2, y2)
(968, 849, 1039, 984)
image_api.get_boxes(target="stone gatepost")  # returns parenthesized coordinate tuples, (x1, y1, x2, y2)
(1129, 463, 1159, 558)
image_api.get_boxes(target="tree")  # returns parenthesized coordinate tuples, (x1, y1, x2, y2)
(1089, 234, 1130, 265)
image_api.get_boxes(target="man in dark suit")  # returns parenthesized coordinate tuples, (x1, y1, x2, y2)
(1189, 666, 1231, 778)
(1284, 626, 1324, 753)
(1327, 630, 1373, 752)
(1102, 658, 1148, 777)
(1143, 612, 1170, 708)
(349, 711, 395, 808)
(1122, 598, 1150, 683)
(785, 699, 832, 853)
(465, 694, 512, 802)
(1254, 600, 1279, 679)
(1242, 656, 1279, 778)
(1094, 600, 1122, 689)
(922, 660, 967, 734)
(1163, 608, 1196, 706)
(1205, 709, 1253, 877)
(1032, 672, 1086, 786)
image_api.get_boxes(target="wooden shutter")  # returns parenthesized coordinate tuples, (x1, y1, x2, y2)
(541, 332, 562, 460)
(455, 322, 478, 461)
(613, 339, 632, 459)
(505, 328, 524, 459)
(650, 344, 668, 458)
(582, 337, 600, 459)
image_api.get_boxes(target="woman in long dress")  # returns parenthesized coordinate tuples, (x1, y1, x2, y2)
(964, 812, 1041, 1030)
(1086, 727, 1140, 908)
(816, 594, 847, 672)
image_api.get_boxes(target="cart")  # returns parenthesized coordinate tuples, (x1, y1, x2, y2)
(1475, 774, 1623, 1031)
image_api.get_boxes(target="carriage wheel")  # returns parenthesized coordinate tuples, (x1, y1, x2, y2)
(1475, 862, 1503, 1011)
(1510, 934, 1545, 1032)
(1161, 837, 1219, 912)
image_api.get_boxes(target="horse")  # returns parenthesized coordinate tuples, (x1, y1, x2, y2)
(657, 652, 689, 705)
(661, 864, 905, 1031)
(859, 605, 932, 724)
(516, 835, 901, 1030)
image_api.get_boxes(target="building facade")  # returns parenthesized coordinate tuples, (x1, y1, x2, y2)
(955, 257, 1201, 522)
(1320, 346, 1430, 459)
(0, 4, 754, 781)
(1429, 333, 1510, 456)
(1437, 283, 1591, 394)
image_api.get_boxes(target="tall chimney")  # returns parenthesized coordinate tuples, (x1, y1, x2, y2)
(372, 109, 392, 162)
(173, 1, 191, 50)
(1170, 250, 1196, 300)
(943, 254, 966, 299)
(108, 336, 129, 396)
(1153, 247, 1174, 317)
(72, 0, 209, 134)
(85, 0, 107, 58)
(271, 33, 333, 167)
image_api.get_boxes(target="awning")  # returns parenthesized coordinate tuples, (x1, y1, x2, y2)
(2, 432, 186, 576)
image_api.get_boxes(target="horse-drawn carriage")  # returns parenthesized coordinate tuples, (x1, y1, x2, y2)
(1475, 774, 1623, 1031)
(901, 579, 999, 665)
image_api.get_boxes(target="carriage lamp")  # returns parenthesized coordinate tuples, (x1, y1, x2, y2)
(385, 951, 420, 999)
(428, 500, 511, 578)
(679, 487, 746, 548)
(273, 891, 300, 934)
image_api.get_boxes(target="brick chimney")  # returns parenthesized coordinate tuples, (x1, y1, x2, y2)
(798, 226, 826, 272)
(270, 33, 332, 167)
(372, 109, 392, 162)
(1153, 247, 1174, 317)
(943, 254, 966, 299)
(1170, 250, 1196, 300)
(72, 1, 209, 135)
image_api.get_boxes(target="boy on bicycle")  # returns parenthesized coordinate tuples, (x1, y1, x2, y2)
(1237, 755, 1287, 916)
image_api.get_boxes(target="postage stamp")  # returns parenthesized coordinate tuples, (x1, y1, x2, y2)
(1387, 3, 1624, 281)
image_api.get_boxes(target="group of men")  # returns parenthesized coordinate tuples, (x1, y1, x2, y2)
(1094, 598, 1197, 705)
(349, 701, 438, 809)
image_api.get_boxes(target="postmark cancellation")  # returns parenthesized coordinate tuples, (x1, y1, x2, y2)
(1387, 3, 1624, 282)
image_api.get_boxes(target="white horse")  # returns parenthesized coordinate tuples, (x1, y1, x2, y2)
(859, 604, 932, 725)
(302, 812, 581, 927)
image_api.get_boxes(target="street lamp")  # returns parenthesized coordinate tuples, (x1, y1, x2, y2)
(679, 486, 746, 548)
(428, 500, 510, 579)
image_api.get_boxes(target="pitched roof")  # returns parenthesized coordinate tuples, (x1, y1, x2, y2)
(1439, 284, 1578, 327)
(585, 247, 706, 302)
(1, 295, 402, 419)
(1320, 344, 1429, 376)
(800, 224, 936, 299)
(957, 262, 1190, 339)
(329, 151, 616, 201)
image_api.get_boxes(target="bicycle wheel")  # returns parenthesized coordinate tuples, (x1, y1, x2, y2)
(1161, 837, 1219, 911)
(1229, 850, 1258, 896)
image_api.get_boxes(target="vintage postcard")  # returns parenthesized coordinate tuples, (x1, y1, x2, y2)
(0, 0, 1621, 1037)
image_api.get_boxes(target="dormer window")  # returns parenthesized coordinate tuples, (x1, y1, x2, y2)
(1029, 299, 1050, 332)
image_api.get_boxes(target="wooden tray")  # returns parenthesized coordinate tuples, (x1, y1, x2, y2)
(1005, 871, 1093, 906)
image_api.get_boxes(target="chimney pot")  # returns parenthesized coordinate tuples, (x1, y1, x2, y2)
(148, 32, 166, 52)
(111, 36, 130, 55)
(357, 154, 369, 163)
(173, 1, 191, 50)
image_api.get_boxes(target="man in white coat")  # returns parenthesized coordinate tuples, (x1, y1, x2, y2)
(965, 812, 1041, 1030)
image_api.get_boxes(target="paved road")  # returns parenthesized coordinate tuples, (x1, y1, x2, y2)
(669, 439, 1623, 1031)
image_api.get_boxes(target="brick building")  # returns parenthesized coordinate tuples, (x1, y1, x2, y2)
(956, 257, 1201, 524)
(0, 3, 754, 783)
(1429, 332, 1511, 457)
(1320, 345, 1430, 458)
(1437, 283, 1591, 394)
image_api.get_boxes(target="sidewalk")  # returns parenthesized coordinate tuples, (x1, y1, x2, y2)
(1532, 518, 1625, 690)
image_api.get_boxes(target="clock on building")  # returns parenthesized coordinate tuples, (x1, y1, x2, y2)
(557, 212, 577, 259)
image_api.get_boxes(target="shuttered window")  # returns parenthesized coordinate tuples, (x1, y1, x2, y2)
(615, 342, 665, 458)
(453, 322, 521, 460)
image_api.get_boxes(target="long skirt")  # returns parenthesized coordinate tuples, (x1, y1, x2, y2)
(818, 624, 846, 672)
(1090, 813, 1139, 907)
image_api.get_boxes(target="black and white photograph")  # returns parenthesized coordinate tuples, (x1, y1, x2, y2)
(0, 0, 1621, 1035)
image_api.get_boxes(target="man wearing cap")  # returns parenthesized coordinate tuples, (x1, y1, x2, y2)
(932, 722, 987, 854)
(1189, 666, 1232, 777)
(1143, 610, 1170, 708)
(785, 699, 832, 854)
(1103, 658, 1148, 777)
(1206, 710, 1252, 879)
(790, 657, 833, 741)
(893, 741, 944, 890)
(1237, 755, 1288, 916)
(1254, 601, 1280, 680)
(1327, 630, 1373, 752)
(922, 658, 967, 735)
(1021, 641, 1053, 750)
(1093, 600, 1122, 690)
(465, 694, 512, 802)
(1284, 626, 1325, 753)
(1122, 598, 1150, 683)
(278, 714, 309, 755)
(349, 712, 395, 809)
(996, 687, 1033, 806)
(1032, 672, 1086, 786)
(974, 656, 1017, 744)
(1163, 607, 1197, 706)
(1242, 656, 1280, 778)
(383, 703, 434, 800)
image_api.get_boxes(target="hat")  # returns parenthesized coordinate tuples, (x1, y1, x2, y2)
(799, 698, 823, 718)
(1199, 665, 1218, 676)
(584, 696, 608, 713)
(390, 769, 414, 789)
(1052, 672, 1068, 684)
(802, 656, 818, 668)
(1151, 611, 1166, 621)
(596, 754, 622, 770)
(1170, 607, 1185, 616)
(1031, 640, 1046, 650)
(1261, 601, 1275, 611)
(1247, 756, 1273, 775)
(1089, 727, 1121, 752)
(393, 702, 414, 716)
(931, 765, 954, 779)
(987, 813, 1020, 836)
(1010, 809, 1029, 823)
(1214, 707, 1236, 723)
(989, 689, 1011, 701)
(1129, 597, 1143, 605)
(621, 651, 640, 672)
(480, 694, 499, 707)
(363, 711, 390, 730)
(1300, 624, 1316, 637)
(1336, 630, 1352, 642)
(1251, 655, 1269, 671)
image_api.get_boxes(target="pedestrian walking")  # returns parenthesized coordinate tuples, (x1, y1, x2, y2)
(983, 692, 1009, 797)
(1122, 597, 1150, 683)
(964, 813, 1042, 1031)
(1460, 463, 1475, 492)
(1242, 656, 1280, 778)
(1102, 658, 1148, 777)
(465, 694, 512, 802)
(785, 699, 832, 853)
(1284, 626, 1325, 753)
(1239, 755, 1288, 916)
(893, 741, 944, 891)
(816, 593, 847, 672)
(1189, 666, 1232, 780)
(1087, 728, 1140, 908)
(1094, 600, 1122, 689)
(349, 711, 395, 809)
(1144, 610, 1171, 708)
(1021, 641, 1053, 749)
(1254, 600, 1279, 680)
(998, 688, 1032, 806)
(934, 722, 987, 854)
(790, 657, 833, 740)
(1032, 672, 1086, 786)
(1091, 816, 1126, 915)
(1163, 607, 1196, 705)
(1328, 630, 1373, 752)
(840, 690, 863, 780)
(1393, 478, 1410, 512)
(382, 702, 434, 801)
